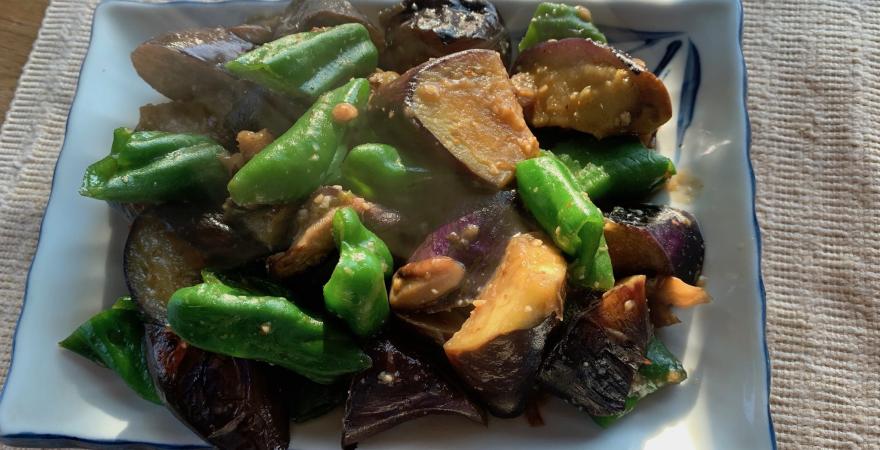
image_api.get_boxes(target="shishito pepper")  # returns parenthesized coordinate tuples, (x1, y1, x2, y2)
(323, 207, 393, 337)
(59, 297, 161, 404)
(227, 78, 370, 205)
(592, 337, 687, 427)
(518, 2, 607, 52)
(167, 271, 371, 384)
(341, 143, 429, 201)
(569, 234, 615, 291)
(225, 23, 378, 101)
(79, 128, 229, 202)
(552, 136, 676, 202)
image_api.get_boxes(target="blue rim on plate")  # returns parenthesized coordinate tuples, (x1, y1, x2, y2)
(0, 0, 775, 448)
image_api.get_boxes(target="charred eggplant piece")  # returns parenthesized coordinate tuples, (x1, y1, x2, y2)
(512, 38, 672, 140)
(343, 338, 485, 448)
(224, 86, 305, 139)
(539, 275, 651, 416)
(223, 200, 300, 251)
(274, 0, 384, 49)
(145, 325, 289, 450)
(371, 49, 539, 188)
(379, 0, 511, 72)
(604, 204, 705, 284)
(444, 232, 566, 417)
(137, 101, 235, 149)
(124, 213, 205, 324)
(391, 190, 528, 314)
(131, 28, 254, 101)
(396, 308, 471, 346)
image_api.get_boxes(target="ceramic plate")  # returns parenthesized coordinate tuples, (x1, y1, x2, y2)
(0, 0, 775, 448)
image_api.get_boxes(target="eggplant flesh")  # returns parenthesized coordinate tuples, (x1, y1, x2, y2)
(274, 0, 384, 48)
(539, 275, 651, 416)
(342, 338, 485, 448)
(145, 325, 289, 450)
(124, 213, 205, 324)
(379, 0, 511, 72)
(604, 204, 705, 284)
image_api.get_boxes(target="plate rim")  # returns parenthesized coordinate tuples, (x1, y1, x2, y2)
(0, 0, 775, 448)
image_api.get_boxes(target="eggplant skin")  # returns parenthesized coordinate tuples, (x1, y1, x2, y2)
(145, 325, 289, 450)
(342, 338, 485, 448)
(447, 315, 558, 418)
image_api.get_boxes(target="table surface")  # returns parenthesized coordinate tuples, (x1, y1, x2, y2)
(0, 0, 49, 124)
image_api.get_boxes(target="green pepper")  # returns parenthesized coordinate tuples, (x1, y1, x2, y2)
(592, 337, 687, 427)
(323, 207, 392, 337)
(552, 136, 676, 202)
(569, 234, 615, 291)
(226, 23, 378, 101)
(341, 143, 429, 201)
(167, 271, 371, 384)
(518, 2, 607, 52)
(516, 155, 605, 268)
(79, 128, 229, 203)
(59, 297, 161, 404)
(228, 78, 370, 205)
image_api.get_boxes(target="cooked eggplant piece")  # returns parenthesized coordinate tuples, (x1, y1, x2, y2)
(604, 204, 705, 284)
(444, 232, 566, 417)
(371, 49, 539, 188)
(646, 276, 711, 327)
(378, 0, 511, 72)
(267, 186, 406, 278)
(396, 309, 471, 345)
(391, 190, 529, 314)
(145, 325, 289, 450)
(131, 28, 254, 101)
(512, 38, 672, 140)
(281, 372, 348, 423)
(223, 200, 300, 251)
(343, 338, 485, 448)
(229, 23, 276, 45)
(274, 0, 384, 49)
(137, 101, 235, 149)
(124, 213, 205, 324)
(539, 275, 651, 416)
(223, 86, 305, 138)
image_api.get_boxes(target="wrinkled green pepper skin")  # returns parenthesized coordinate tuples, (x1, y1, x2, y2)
(60, 297, 161, 404)
(518, 2, 607, 52)
(516, 154, 605, 274)
(341, 143, 429, 201)
(552, 137, 676, 202)
(323, 207, 392, 337)
(167, 271, 371, 384)
(226, 23, 378, 100)
(592, 337, 687, 427)
(570, 234, 615, 291)
(228, 78, 370, 205)
(80, 128, 229, 203)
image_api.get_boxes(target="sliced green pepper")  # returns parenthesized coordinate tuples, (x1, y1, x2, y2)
(517, 154, 604, 266)
(592, 337, 687, 427)
(552, 136, 676, 202)
(518, 2, 607, 52)
(341, 143, 430, 201)
(570, 234, 614, 291)
(228, 78, 370, 205)
(79, 128, 229, 203)
(226, 23, 378, 101)
(60, 297, 161, 404)
(323, 207, 392, 337)
(167, 271, 371, 384)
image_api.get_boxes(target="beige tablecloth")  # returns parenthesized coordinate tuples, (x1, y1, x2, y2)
(0, 0, 878, 448)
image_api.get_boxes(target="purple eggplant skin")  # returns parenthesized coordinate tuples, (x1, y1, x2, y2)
(378, 0, 511, 73)
(145, 325, 290, 450)
(538, 275, 652, 416)
(342, 338, 486, 448)
(131, 28, 255, 102)
(274, 0, 384, 49)
(447, 315, 558, 418)
(124, 213, 206, 324)
(604, 205, 705, 284)
(397, 190, 529, 313)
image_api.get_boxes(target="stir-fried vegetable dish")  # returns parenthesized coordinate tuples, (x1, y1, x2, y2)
(64, 1, 710, 448)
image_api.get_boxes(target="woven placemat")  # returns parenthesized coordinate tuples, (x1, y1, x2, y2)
(1, 0, 878, 448)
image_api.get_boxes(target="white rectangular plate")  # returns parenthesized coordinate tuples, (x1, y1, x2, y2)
(0, 0, 775, 448)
